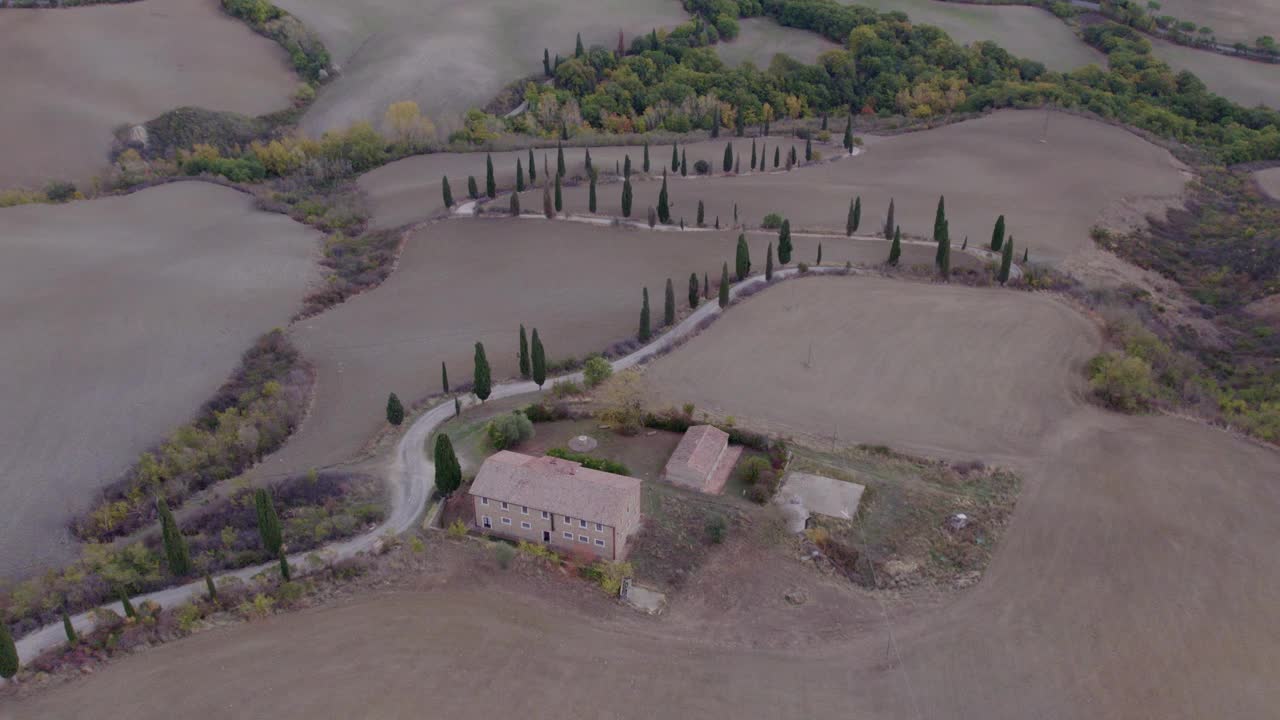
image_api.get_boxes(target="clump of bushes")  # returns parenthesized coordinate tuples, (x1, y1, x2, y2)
(693, 159, 711, 175)
(486, 411, 534, 449)
(221, 0, 330, 82)
(761, 212, 784, 229)
(43, 180, 78, 203)
(1088, 352, 1157, 412)
(582, 355, 613, 388)
(580, 561, 633, 595)
(521, 402, 572, 423)
(299, 229, 398, 316)
(545, 448, 630, 476)
(735, 456, 783, 504)
(181, 144, 266, 182)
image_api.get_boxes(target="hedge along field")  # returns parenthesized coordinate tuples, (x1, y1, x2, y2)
(716, 17, 840, 67)
(0, 0, 298, 190)
(839, 0, 1104, 71)
(273, 0, 691, 138)
(1148, 37, 1280, 109)
(0, 182, 320, 578)
(248, 216, 943, 479)
(1152, 0, 1280, 48)
(557, 111, 1188, 263)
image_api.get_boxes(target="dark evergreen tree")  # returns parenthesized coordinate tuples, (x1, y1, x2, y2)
(575, 32, 584, 57)
(518, 324, 530, 378)
(843, 116, 853, 151)
(847, 196, 860, 236)
(528, 149, 536, 186)
(664, 278, 675, 326)
(467, 175, 478, 199)
(962, 236, 968, 250)
(884, 198, 895, 238)
(638, 287, 651, 342)
(889, 226, 902, 266)
(933, 195, 946, 244)
(624, 154, 632, 177)
(621, 177, 633, 217)
(556, 142, 565, 177)
(531, 328, 546, 388)
(441, 361, 449, 394)
(442, 176, 453, 208)
(697, 200, 705, 227)
(817, 243, 823, 265)
(718, 263, 730, 308)
(991, 214, 1006, 251)
(688, 273, 700, 309)
(643, 142, 650, 173)
(279, 551, 291, 581)
(434, 433, 462, 495)
(118, 587, 136, 619)
(778, 219, 792, 264)
(584, 147, 592, 173)
(735, 234, 751, 281)
(751, 139, 757, 169)
(543, 48, 551, 77)
(62, 611, 76, 646)
(671, 143, 679, 172)
(157, 497, 191, 576)
(681, 149, 687, 177)
(822, 113, 829, 131)
(588, 171, 597, 212)
(723, 142, 733, 172)
(714, 216, 720, 229)
(205, 572, 217, 602)
(454, 397, 461, 417)
(733, 203, 738, 225)
(510, 190, 521, 216)
(773, 145, 780, 168)
(938, 230, 951, 280)
(473, 342, 491, 401)
(760, 143, 766, 170)
(1023, 247, 1029, 263)
(386, 392, 404, 425)
(804, 137, 812, 162)
(765, 242, 774, 281)
(2, 621, 19, 679)
(485, 154, 496, 198)
(998, 237, 1014, 284)
(554, 172, 563, 212)
(254, 487, 282, 556)
(657, 171, 670, 223)
(515, 158, 525, 192)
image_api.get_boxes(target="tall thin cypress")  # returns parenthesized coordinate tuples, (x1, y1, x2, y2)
(751, 139, 757, 170)
(688, 273, 700, 309)
(778, 219, 792, 265)
(664, 278, 675, 326)
(62, 611, 76, 646)
(735, 234, 751, 281)
(847, 196, 860, 236)
(817, 243, 823, 266)
(518, 324, 530, 378)
(671, 143, 679, 172)
(254, 487, 283, 556)
(638, 288, 651, 342)
(543, 48, 551, 77)
(556, 142, 565, 177)
(933, 195, 946, 244)
(531, 329, 546, 388)
(473, 342, 491, 402)
(991, 214, 1006, 251)
(516, 158, 525, 192)
(1023, 247, 1029, 263)
(205, 572, 217, 602)
(554, 172, 563, 212)
(442, 176, 453, 208)
(584, 147, 592, 173)
(621, 177, 633, 217)
(723, 142, 733, 172)
(441, 361, 449, 394)
(528, 149, 536, 186)
(467, 175, 478, 200)
(624, 154, 632, 177)
(118, 587, 136, 619)
(643, 142, 650, 173)
(485, 154, 496, 198)
(938, 226, 951, 280)
(718, 263, 730, 308)
(1, 622, 19, 679)
(279, 550, 291, 581)
(998, 237, 1014, 284)
(575, 32, 584, 58)
(889, 226, 902, 266)
(804, 137, 812, 162)
(773, 145, 780, 168)
(156, 496, 191, 577)
(434, 433, 462, 495)
(765, 242, 774, 281)
(884, 198, 895, 239)
(703, 272, 710, 299)
(697, 200, 705, 227)
(681, 149, 687, 177)
(588, 171, 597, 213)
(843, 117, 853, 152)
(657, 171, 670, 223)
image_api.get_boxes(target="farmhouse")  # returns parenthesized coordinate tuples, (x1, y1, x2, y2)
(469, 450, 642, 561)
(662, 424, 740, 493)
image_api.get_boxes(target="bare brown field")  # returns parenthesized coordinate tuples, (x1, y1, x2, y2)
(0, 0, 297, 189)
(0, 182, 319, 577)
(1155, 0, 1280, 47)
(14, 412, 1280, 720)
(644, 275, 1100, 459)
(1149, 37, 1280, 108)
(554, 112, 1187, 263)
(275, 0, 690, 137)
(1256, 165, 1280, 199)
(717, 18, 840, 67)
(254, 217, 944, 478)
(357, 137, 809, 230)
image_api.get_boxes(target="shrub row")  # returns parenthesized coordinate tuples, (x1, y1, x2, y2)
(545, 448, 630, 476)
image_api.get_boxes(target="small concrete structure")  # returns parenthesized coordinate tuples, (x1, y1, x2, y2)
(663, 425, 738, 493)
(775, 471, 866, 531)
(568, 434, 598, 452)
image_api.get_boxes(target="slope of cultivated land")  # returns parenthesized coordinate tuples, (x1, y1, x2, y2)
(717, 18, 840, 67)
(561, 111, 1187, 263)
(357, 137, 809, 230)
(841, 0, 1104, 71)
(1257, 166, 1280, 199)
(16, 413, 1280, 719)
(1150, 37, 1280, 108)
(1155, 0, 1280, 48)
(644, 275, 1099, 459)
(0, 0, 297, 189)
(275, 0, 689, 137)
(252, 216, 940, 479)
(0, 183, 319, 578)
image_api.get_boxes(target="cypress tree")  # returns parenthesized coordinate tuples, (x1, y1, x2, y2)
(697, 200, 704, 227)
(822, 113, 829, 131)
(817, 243, 823, 265)
(254, 487, 283, 556)
(735, 153, 741, 174)
(454, 397, 461, 417)
(1023, 247, 1029, 263)
(843, 116, 853, 151)
(531, 329, 546, 388)
(714, 216, 720, 229)
(884, 198, 895, 238)
(555, 142, 566, 177)
(751, 139, 757, 169)
(760, 142, 766, 170)
(485, 154, 496, 198)
(543, 48, 551, 77)
(889, 226, 902, 266)
(681, 149, 687, 177)
(939, 232, 951, 280)
(765, 242, 774, 281)
(723, 142, 733, 172)
(688, 272, 700, 309)
(671, 143, 679, 172)
(157, 497, 191, 576)
(0, 622, 15, 679)
(624, 154, 632, 177)
(441, 361, 449, 394)
(467, 176, 478, 199)
(778, 219, 792, 265)
(554, 173, 562, 212)
(584, 147, 592, 173)
(518, 324, 530, 378)
(543, 182, 554, 218)
(773, 145, 780, 168)
(991, 214, 1006, 251)
(847, 197, 860, 236)
(118, 587, 136, 619)
(962, 236, 968, 250)
(680, 218, 685, 230)
(442, 176, 453, 208)
(933, 195, 946, 244)
(434, 433, 462, 495)
(657, 171, 670, 223)
(998, 237, 1014, 284)
(575, 32, 584, 58)
(664, 278, 675, 326)
(621, 177, 633, 217)
(510, 190, 521, 216)
(804, 137, 812, 162)
(763, 116, 770, 135)
(516, 158, 525, 192)
(704, 272, 710, 299)
(733, 203, 738, 225)
(788, 145, 796, 169)
(588, 171, 597, 213)
(62, 611, 76, 646)
(386, 392, 404, 425)
(718, 263, 730, 308)
(473, 342, 491, 402)
(205, 572, 217, 602)
(735, 234, 751, 281)
(638, 288, 651, 342)
(711, 107, 720, 138)
(643, 142, 650, 173)
(279, 551, 291, 582)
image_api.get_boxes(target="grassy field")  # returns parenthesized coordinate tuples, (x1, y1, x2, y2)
(1149, 37, 1280, 108)
(843, 0, 1104, 70)
(0, 0, 297, 189)
(717, 17, 840, 67)
(0, 182, 319, 578)
(273, 0, 690, 137)
(1257, 166, 1280, 199)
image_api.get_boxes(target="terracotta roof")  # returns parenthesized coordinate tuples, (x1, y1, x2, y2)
(469, 451, 640, 529)
(667, 425, 729, 478)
